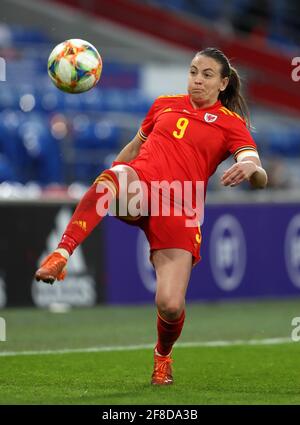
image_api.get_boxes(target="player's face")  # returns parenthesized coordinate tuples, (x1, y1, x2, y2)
(188, 55, 229, 106)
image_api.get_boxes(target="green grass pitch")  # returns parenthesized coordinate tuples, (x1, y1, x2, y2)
(0, 298, 300, 405)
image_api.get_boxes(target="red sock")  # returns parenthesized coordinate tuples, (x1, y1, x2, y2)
(156, 310, 185, 356)
(58, 169, 118, 255)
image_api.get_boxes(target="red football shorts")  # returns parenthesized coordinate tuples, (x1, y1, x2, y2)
(140, 211, 202, 267)
(111, 161, 202, 267)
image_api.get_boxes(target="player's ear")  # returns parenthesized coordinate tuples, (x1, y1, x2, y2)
(220, 76, 229, 92)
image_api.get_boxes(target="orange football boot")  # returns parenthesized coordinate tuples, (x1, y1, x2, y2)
(151, 349, 173, 385)
(35, 252, 67, 284)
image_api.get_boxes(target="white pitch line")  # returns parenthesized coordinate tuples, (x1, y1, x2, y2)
(0, 337, 293, 357)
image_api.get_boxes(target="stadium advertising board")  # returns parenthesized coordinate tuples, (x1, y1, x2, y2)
(0, 204, 104, 307)
(105, 203, 300, 303)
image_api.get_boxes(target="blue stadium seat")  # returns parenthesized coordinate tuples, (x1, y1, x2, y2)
(267, 127, 300, 156)
(18, 114, 63, 184)
(79, 89, 105, 112)
(0, 110, 26, 181)
(10, 25, 49, 43)
(40, 91, 62, 112)
(92, 120, 121, 150)
(0, 154, 17, 182)
(71, 114, 121, 182)
(63, 92, 83, 111)
(154, 0, 185, 12)
(126, 90, 152, 113)
(0, 85, 19, 109)
(73, 115, 120, 150)
(102, 89, 127, 112)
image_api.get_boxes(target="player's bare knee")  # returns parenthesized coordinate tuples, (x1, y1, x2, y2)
(156, 299, 184, 321)
(110, 164, 143, 219)
(110, 164, 133, 184)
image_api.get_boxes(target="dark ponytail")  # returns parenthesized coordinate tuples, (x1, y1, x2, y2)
(196, 48, 250, 127)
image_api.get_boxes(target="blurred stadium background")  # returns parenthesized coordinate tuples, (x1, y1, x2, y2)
(0, 0, 300, 405)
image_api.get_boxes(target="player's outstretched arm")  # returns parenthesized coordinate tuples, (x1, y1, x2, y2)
(221, 156, 268, 189)
(114, 133, 143, 163)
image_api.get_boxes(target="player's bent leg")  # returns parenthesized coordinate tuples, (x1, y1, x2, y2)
(151, 248, 193, 385)
(153, 248, 192, 321)
(35, 165, 143, 284)
(34, 167, 120, 284)
(110, 164, 145, 221)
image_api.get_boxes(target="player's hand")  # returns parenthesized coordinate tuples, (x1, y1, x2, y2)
(221, 161, 258, 187)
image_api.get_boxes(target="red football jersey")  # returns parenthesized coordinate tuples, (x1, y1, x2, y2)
(129, 94, 257, 197)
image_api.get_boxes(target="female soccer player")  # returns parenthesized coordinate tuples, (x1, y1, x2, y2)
(35, 48, 267, 385)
